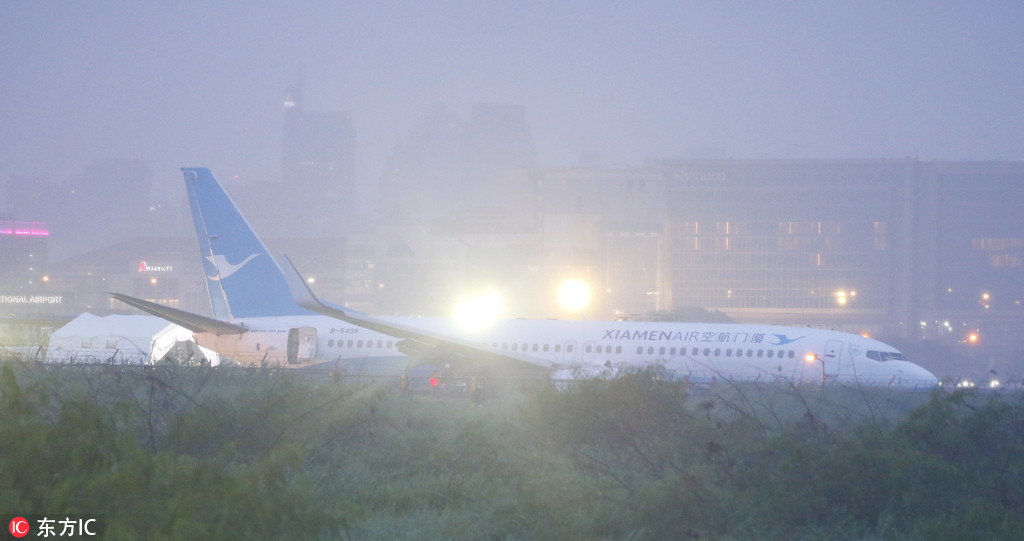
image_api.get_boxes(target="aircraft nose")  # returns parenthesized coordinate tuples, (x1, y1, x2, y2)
(902, 362, 939, 388)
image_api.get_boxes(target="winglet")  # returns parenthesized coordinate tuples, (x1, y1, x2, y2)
(280, 254, 379, 327)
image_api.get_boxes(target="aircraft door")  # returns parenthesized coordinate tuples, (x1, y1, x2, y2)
(822, 340, 842, 378)
(287, 327, 318, 365)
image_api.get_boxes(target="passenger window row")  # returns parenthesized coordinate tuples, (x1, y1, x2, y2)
(636, 346, 796, 359)
(493, 343, 590, 354)
(326, 339, 395, 349)
(324, 338, 794, 360)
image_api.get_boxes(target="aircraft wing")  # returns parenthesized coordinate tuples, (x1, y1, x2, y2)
(279, 255, 553, 372)
(110, 292, 248, 335)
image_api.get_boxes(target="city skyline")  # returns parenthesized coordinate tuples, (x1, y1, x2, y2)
(2, 1, 1023, 203)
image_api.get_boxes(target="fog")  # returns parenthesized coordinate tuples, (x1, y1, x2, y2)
(4, 2, 1024, 337)
(2, 1, 1023, 193)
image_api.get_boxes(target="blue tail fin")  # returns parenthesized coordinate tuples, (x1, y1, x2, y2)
(182, 167, 306, 318)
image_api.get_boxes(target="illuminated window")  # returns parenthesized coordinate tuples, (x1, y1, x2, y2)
(973, 237, 1024, 251)
(991, 254, 1021, 268)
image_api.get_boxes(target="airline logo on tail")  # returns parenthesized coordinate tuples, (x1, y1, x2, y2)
(181, 167, 310, 318)
(206, 253, 261, 281)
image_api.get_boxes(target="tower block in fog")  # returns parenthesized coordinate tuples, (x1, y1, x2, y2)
(281, 84, 357, 234)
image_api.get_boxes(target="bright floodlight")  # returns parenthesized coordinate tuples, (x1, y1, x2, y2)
(558, 279, 592, 312)
(454, 290, 503, 332)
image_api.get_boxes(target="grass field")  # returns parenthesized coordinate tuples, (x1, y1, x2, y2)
(2, 362, 1022, 540)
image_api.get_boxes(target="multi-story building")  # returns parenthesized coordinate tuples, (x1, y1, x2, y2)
(913, 161, 1024, 347)
(656, 159, 915, 333)
(278, 87, 357, 237)
(535, 159, 1024, 350)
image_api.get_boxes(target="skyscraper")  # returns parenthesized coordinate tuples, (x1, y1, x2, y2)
(280, 84, 357, 235)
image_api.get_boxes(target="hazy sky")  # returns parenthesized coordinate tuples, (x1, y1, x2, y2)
(2, 1, 1023, 192)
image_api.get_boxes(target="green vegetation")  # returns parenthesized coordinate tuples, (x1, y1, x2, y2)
(1, 362, 1023, 540)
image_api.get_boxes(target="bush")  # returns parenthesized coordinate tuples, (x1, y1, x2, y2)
(4, 362, 1024, 539)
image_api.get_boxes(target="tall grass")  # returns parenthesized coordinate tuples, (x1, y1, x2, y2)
(2, 362, 1022, 540)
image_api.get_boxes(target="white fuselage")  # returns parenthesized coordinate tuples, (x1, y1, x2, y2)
(194, 315, 938, 389)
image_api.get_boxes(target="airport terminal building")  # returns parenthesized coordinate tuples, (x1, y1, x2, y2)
(529, 159, 1024, 345)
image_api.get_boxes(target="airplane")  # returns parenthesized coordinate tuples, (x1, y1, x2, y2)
(112, 167, 939, 388)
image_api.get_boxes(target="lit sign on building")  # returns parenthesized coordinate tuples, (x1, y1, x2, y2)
(138, 261, 173, 272)
(0, 221, 49, 237)
(0, 295, 63, 304)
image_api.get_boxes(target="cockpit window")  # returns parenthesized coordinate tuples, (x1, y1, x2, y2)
(867, 350, 907, 362)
